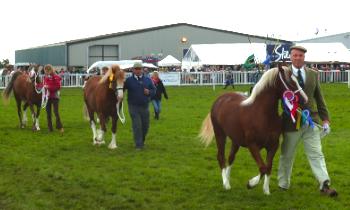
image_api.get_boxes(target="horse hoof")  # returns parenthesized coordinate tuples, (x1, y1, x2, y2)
(108, 144, 118, 149)
(223, 184, 231, 190)
(264, 190, 270, 195)
(94, 140, 105, 145)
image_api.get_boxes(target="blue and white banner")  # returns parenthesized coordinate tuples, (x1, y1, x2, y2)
(159, 72, 181, 86)
(266, 44, 292, 62)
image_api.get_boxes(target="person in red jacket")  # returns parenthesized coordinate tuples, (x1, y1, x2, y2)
(44, 64, 64, 133)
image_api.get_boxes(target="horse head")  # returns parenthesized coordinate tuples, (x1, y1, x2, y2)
(277, 63, 308, 104)
(28, 65, 42, 85)
(100, 64, 125, 102)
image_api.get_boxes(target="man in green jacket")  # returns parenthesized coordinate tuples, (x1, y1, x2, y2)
(277, 46, 338, 197)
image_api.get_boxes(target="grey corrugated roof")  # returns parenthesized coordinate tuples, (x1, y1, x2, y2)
(299, 32, 350, 42)
(19, 23, 292, 51)
(17, 42, 66, 51)
(66, 23, 291, 44)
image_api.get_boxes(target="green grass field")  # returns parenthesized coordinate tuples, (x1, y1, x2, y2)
(1, 84, 350, 210)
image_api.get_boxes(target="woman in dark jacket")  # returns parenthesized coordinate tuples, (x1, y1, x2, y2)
(151, 71, 168, 120)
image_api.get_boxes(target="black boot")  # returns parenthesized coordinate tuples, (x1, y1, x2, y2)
(320, 180, 338, 197)
(155, 112, 159, 120)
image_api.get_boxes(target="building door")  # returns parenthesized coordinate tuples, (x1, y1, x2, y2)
(88, 45, 119, 67)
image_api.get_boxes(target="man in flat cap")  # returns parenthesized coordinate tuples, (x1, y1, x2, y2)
(124, 62, 156, 149)
(278, 46, 338, 197)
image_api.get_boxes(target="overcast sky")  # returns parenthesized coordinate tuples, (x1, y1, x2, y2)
(2, 0, 349, 63)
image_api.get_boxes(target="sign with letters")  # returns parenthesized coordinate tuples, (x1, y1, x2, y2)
(159, 72, 181, 86)
(266, 44, 292, 62)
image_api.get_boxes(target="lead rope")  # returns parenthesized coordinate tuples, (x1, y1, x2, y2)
(41, 87, 49, 109)
(33, 72, 49, 109)
(116, 101, 126, 124)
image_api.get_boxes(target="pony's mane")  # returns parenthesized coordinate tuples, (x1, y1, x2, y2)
(99, 68, 113, 84)
(241, 68, 278, 105)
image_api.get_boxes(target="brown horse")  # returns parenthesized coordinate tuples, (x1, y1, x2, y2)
(83, 64, 125, 149)
(3, 65, 43, 130)
(199, 65, 309, 194)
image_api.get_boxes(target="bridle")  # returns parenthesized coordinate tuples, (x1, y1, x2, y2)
(278, 72, 302, 94)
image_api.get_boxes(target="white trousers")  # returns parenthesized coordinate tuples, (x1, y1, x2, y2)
(278, 126, 330, 189)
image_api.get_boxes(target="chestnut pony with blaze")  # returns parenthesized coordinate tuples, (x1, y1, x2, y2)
(3, 65, 43, 130)
(199, 65, 309, 194)
(83, 64, 125, 149)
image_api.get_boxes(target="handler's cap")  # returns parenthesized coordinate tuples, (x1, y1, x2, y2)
(133, 62, 143, 69)
(290, 45, 307, 53)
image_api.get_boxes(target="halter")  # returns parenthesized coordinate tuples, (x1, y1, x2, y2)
(278, 72, 302, 93)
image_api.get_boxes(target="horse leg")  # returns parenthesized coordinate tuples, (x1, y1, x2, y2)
(263, 142, 279, 195)
(247, 144, 269, 194)
(15, 97, 24, 128)
(213, 125, 230, 190)
(225, 142, 240, 188)
(22, 102, 28, 126)
(28, 103, 37, 131)
(34, 104, 41, 130)
(96, 114, 106, 145)
(88, 110, 98, 145)
(108, 115, 118, 149)
(85, 103, 97, 144)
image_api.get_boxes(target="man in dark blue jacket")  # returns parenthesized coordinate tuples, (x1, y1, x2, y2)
(124, 63, 156, 149)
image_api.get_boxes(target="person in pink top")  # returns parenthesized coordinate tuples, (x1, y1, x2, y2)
(44, 64, 64, 133)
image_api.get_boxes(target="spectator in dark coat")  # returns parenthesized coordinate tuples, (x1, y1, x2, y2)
(124, 63, 156, 149)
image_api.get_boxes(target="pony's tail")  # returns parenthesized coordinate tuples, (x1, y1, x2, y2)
(83, 103, 90, 121)
(198, 113, 214, 147)
(2, 71, 21, 104)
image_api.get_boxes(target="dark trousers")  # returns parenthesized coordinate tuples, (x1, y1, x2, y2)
(128, 104, 150, 148)
(46, 98, 63, 131)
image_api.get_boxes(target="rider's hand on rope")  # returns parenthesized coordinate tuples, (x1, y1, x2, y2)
(322, 121, 331, 135)
(144, 88, 150, 96)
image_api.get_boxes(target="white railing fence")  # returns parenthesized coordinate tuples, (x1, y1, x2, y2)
(0, 70, 349, 89)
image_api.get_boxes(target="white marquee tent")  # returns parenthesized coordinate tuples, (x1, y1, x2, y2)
(294, 42, 350, 63)
(158, 55, 181, 67)
(181, 43, 267, 70)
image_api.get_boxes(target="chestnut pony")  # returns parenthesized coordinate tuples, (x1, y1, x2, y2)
(83, 64, 125, 149)
(199, 65, 309, 194)
(3, 65, 43, 130)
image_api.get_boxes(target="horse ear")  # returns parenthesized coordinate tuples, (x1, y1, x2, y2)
(278, 63, 284, 73)
(111, 64, 120, 74)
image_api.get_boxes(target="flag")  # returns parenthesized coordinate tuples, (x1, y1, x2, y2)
(263, 54, 272, 65)
(243, 54, 256, 70)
